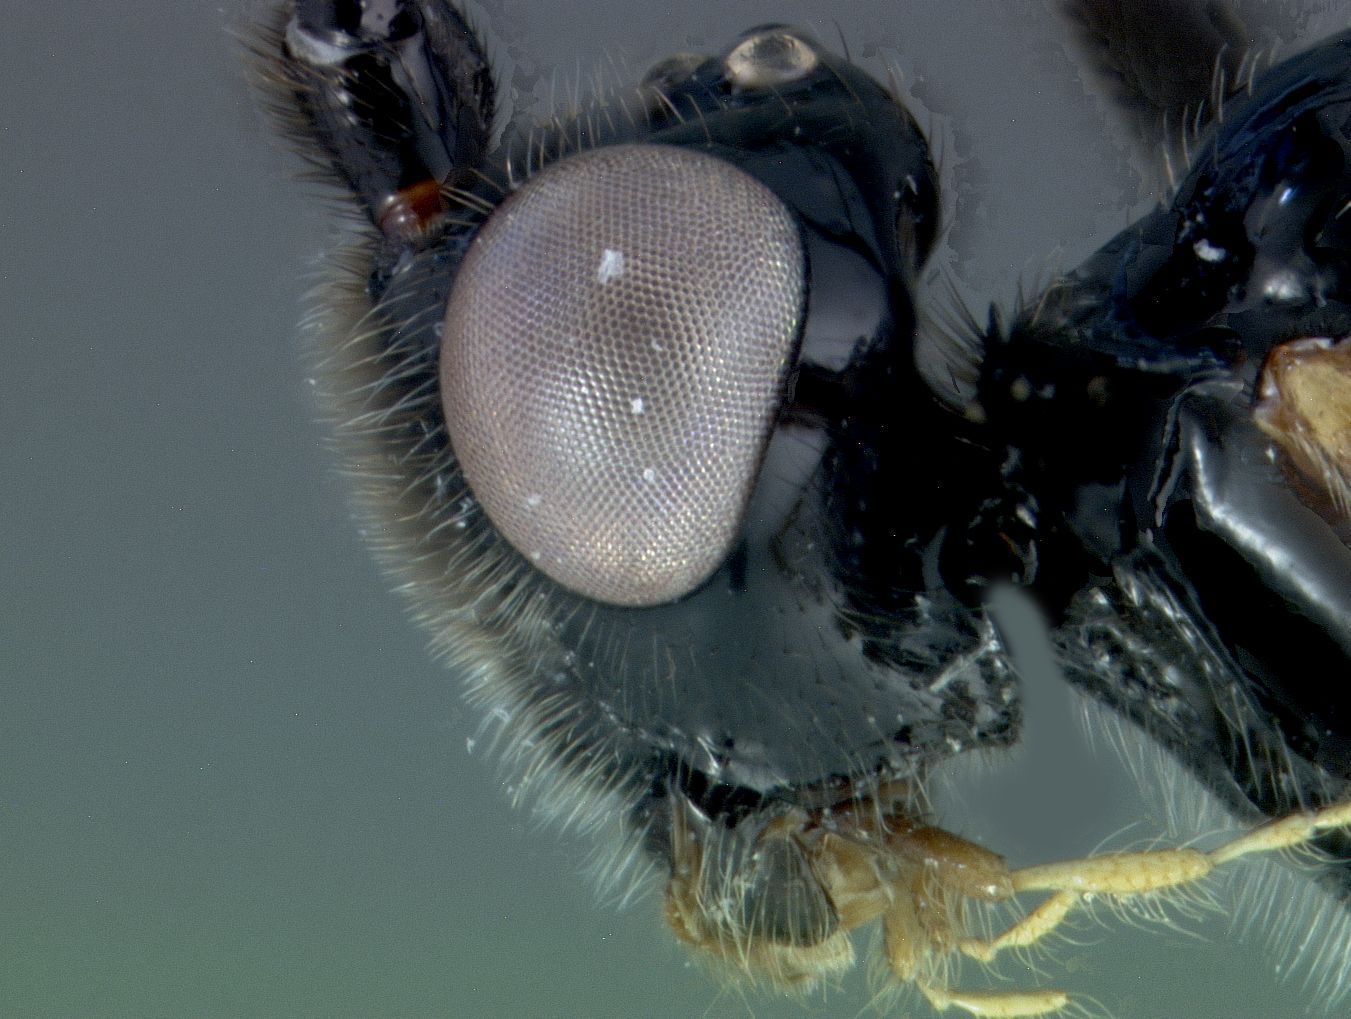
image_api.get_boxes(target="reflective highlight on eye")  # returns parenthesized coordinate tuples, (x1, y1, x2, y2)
(440, 144, 806, 606)
(259, 1, 1351, 1013)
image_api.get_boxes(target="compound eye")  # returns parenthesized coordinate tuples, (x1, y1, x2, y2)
(724, 29, 819, 89)
(440, 144, 806, 607)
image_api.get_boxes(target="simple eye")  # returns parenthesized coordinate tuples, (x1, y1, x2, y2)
(439, 143, 806, 607)
(261, 4, 1351, 1014)
(723, 29, 819, 89)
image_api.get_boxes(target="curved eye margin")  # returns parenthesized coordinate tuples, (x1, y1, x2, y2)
(420, 14, 949, 608)
(424, 20, 1017, 816)
(438, 142, 809, 608)
(260, 0, 919, 755)
(432, 46, 1041, 1001)
(282, 2, 956, 771)
(258, 3, 1351, 1010)
(695, 64, 940, 282)
(260, 2, 1039, 1005)
(250, 0, 649, 835)
(476, 30, 944, 342)
(427, 86, 987, 779)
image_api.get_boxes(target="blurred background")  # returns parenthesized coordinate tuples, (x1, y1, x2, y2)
(2, 1, 1346, 1016)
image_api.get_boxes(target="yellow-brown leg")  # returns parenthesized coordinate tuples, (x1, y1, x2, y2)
(918, 982, 1071, 1017)
(959, 799, 1351, 965)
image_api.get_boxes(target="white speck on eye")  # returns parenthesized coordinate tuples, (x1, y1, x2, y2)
(597, 247, 625, 283)
(642, 467, 657, 483)
(465, 737, 476, 754)
(1193, 238, 1226, 262)
(650, 339, 664, 352)
(524, 493, 542, 509)
(630, 397, 645, 415)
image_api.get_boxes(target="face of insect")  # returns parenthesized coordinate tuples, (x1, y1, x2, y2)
(256, 0, 1351, 1014)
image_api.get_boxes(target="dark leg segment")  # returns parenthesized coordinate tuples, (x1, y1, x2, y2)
(277, 0, 495, 240)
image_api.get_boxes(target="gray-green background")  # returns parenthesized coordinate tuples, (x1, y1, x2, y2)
(3, 2, 1346, 1016)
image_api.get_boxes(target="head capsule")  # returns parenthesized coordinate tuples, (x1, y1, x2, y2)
(338, 24, 1023, 963)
